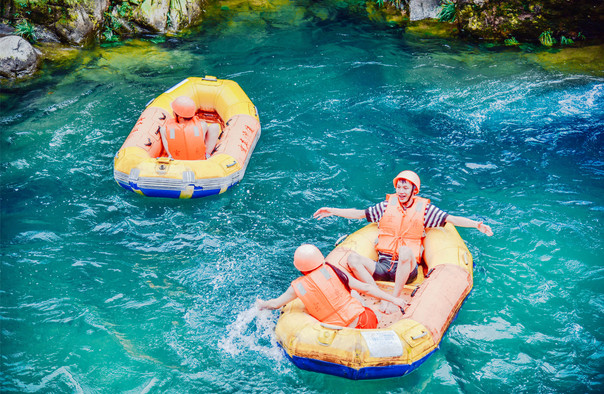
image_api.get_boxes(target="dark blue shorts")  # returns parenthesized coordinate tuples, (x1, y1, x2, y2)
(373, 255, 418, 283)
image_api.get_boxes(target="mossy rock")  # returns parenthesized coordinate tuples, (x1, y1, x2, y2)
(456, 0, 604, 43)
(407, 19, 457, 38)
(13, 0, 108, 45)
(529, 44, 604, 76)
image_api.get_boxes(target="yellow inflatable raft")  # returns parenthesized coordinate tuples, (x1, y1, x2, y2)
(113, 76, 261, 199)
(275, 223, 473, 380)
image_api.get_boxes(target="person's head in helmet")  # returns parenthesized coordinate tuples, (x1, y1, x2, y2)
(392, 170, 420, 206)
(293, 244, 325, 274)
(171, 96, 196, 122)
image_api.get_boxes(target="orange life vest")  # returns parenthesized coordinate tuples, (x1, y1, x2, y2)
(163, 117, 207, 160)
(292, 265, 365, 327)
(375, 194, 429, 262)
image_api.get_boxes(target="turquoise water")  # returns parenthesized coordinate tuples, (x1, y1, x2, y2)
(2, 2, 603, 392)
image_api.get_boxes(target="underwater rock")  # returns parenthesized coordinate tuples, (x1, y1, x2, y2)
(0, 35, 40, 79)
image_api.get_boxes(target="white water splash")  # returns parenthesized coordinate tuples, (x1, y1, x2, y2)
(218, 304, 284, 362)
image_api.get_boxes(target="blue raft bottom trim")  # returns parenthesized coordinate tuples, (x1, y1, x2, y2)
(279, 344, 436, 380)
(116, 181, 237, 199)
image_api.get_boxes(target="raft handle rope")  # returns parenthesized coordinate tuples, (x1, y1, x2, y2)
(411, 331, 428, 340)
(226, 161, 237, 168)
(425, 268, 435, 278)
(334, 234, 348, 247)
(319, 323, 344, 330)
(158, 125, 174, 159)
(411, 286, 420, 297)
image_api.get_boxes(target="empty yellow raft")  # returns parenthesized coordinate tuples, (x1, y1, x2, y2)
(113, 76, 261, 199)
(275, 223, 474, 380)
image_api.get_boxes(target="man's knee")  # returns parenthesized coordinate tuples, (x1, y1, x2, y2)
(208, 123, 220, 137)
(397, 246, 415, 265)
(348, 253, 363, 271)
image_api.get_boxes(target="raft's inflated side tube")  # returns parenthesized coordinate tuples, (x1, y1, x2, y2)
(274, 223, 473, 380)
(113, 76, 261, 199)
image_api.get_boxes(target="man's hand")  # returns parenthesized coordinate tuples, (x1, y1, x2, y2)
(477, 221, 493, 236)
(313, 207, 333, 219)
(256, 299, 270, 310)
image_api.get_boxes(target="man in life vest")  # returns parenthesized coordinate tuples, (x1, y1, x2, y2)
(256, 244, 406, 329)
(313, 170, 493, 314)
(160, 96, 220, 160)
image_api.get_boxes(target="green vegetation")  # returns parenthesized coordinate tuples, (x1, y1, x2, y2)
(15, 19, 37, 43)
(14, 0, 78, 7)
(101, 1, 137, 43)
(438, 0, 456, 23)
(504, 36, 520, 46)
(560, 36, 574, 46)
(376, 0, 405, 10)
(539, 30, 556, 47)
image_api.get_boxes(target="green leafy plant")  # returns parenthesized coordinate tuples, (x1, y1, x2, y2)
(504, 36, 519, 46)
(100, 1, 134, 43)
(560, 36, 574, 46)
(438, 0, 456, 23)
(102, 28, 119, 43)
(101, 11, 122, 42)
(117, 1, 133, 18)
(539, 30, 556, 47)
(149, 36, 166, 44)
(15, 19, 37, 43)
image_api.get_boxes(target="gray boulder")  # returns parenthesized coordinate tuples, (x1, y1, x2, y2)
(134, 0, 203, 32)
(0, 35, 40, 79)
(409, 0, 441, 21)
(54, 0, 109, 45)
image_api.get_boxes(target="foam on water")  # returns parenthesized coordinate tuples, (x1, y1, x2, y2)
(218, 305, 284, 363)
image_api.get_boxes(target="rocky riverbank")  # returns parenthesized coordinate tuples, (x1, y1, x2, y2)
(1, 0, 603, 80)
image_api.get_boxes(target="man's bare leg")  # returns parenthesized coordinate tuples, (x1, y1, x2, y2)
(380, 246, 416, 314)
(347, 252, 378, 287)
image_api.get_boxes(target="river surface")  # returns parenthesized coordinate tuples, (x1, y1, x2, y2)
(1, 1, 603, 393)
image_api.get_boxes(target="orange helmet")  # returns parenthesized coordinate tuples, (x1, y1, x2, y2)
(171, 96, 196, 118)
(293, 244, 324, 272)
(393, 170, 420, 193)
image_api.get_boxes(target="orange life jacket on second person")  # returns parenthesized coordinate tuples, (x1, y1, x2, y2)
(163, 117, 207, 160)
(291, 264, 365, 327)
(375, 194, 430, 262)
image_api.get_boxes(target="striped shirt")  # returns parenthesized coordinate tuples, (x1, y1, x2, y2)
(365, 200, 448, 228)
